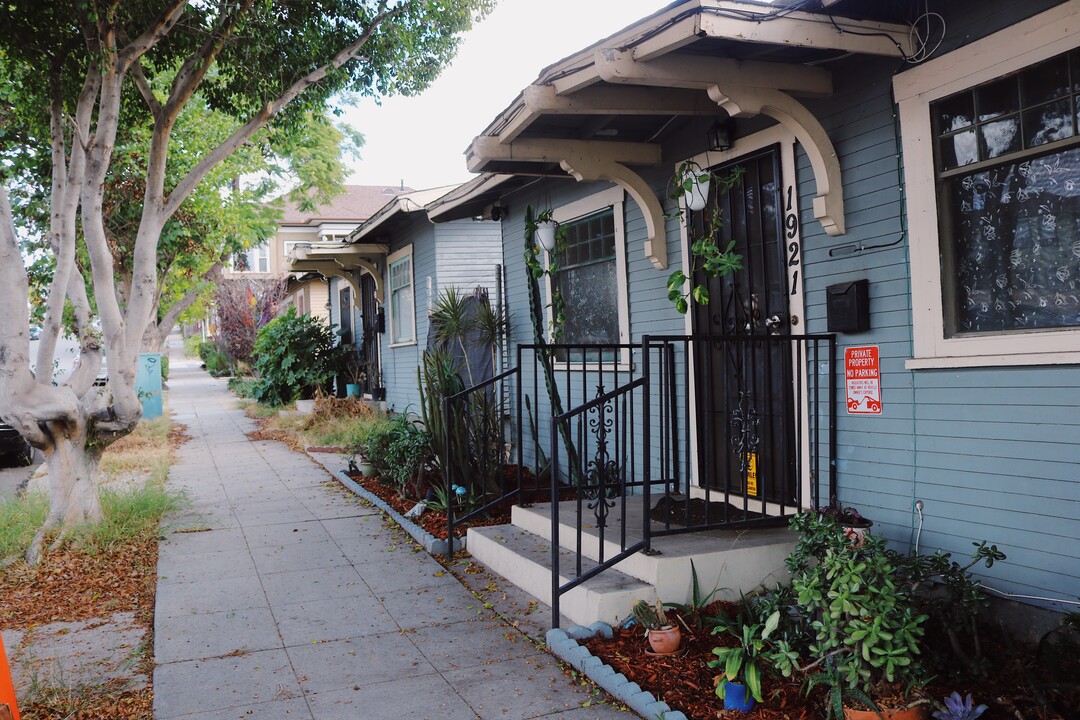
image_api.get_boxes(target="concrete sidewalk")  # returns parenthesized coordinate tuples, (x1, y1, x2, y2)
(153, 344, 634, 719)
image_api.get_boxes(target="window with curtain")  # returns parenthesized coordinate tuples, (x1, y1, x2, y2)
(933, 47, 1080, 335)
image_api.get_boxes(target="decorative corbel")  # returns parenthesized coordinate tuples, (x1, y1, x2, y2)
(708, 84, 845, 236)
(352, 259, 384, 304)
(558, 156, 668, 270)
(290, 260, 366, 309)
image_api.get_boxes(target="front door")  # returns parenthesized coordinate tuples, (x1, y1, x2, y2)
(359, 273, 383, 397)
(691, 145, 797, 505)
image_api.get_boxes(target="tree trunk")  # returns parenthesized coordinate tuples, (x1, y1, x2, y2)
(24, 415, 104, 564)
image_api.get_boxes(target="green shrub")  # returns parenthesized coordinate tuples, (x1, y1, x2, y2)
(160, 354, 169, 382)
(197, 339, 218, 363)
(251, 308, 350, 406)
(183, 335, 202, 358)
(227, 376, 259, 398)
(356, 413, 431, 497)
(204, 347, 232, 377)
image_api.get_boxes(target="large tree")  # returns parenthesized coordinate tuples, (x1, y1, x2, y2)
(0, 0, 491, 563)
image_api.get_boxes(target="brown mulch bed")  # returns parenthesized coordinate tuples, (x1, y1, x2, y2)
(344, 471, 511, 539)
(582, 602, 823, 720)
(581, 604, 1076, 720)
(0, 539, 159, 629)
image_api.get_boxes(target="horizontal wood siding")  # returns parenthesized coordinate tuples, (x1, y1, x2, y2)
(488, 0, 1079, 609)
(797, 8, 1080, 607)
(381, 217, 435, 415)
(433, 219, 503, 297)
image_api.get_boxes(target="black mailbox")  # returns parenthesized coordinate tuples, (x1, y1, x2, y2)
(826, 279, 870, 333)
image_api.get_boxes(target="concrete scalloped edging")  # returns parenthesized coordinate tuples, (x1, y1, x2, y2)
(333, 469, 464, 556)
(546, 624, 689, 720)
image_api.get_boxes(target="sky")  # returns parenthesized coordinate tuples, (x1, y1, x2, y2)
(342, 0, 669, 191)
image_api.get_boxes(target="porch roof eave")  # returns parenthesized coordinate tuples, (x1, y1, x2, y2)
(344, 184, 461, 244)
(464, 0, 918, 256)
(286, 243, 390, 305)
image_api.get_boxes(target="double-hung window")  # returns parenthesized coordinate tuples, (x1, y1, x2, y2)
(388, 247, 415, 345)
(232, 243, 269, 273)
(895, 4, 1080, 367)
(546, 187, 628, 363)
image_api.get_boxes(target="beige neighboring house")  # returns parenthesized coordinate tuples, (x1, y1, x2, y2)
(224, 184, 411, 320)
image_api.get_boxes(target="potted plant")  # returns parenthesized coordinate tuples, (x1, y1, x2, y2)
(709, 609, 782, 712)
(344, 353, 365, 399)
(533, 209, 558, 253)
(790, 514, 931, 719)
(631, 599, 682, 654)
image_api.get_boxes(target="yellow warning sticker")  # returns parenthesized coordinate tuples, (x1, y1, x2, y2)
(746, 453, 758, 496)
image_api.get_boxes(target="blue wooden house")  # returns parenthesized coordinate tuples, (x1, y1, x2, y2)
(290, 186, 502, 411)
(426, 0, 1080, 628)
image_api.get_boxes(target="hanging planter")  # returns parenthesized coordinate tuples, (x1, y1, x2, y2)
(684, 172, 710, 211)
(535, 219, 558, 253)
(675, 161, 711, 211)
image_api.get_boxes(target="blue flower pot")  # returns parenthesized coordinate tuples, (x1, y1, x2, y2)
(724, 681, 756, 712)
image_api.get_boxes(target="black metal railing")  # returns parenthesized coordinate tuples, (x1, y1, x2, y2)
(444, 343, 640, 553)
(546, 333, 835, 627)
(442, 335, 836, 628)
(444, 365, 520, 555)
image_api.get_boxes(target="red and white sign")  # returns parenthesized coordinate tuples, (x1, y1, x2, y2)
(844, 345, 882, 415)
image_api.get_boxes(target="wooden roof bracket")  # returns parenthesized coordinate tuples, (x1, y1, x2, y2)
(469, 136, 668, 269)
(289, 259, 382, 307)
(708, 84, 846, 236)
(559, 156, 668, 269)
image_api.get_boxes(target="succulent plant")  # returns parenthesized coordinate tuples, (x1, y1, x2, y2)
(932, 692, 987, 720)
(631, 599, 670, 630)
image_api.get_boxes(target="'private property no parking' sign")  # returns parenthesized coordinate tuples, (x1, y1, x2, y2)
(845, 346, 882, 415)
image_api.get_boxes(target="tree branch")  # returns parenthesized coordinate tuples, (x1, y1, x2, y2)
(129, 60, 162, 120)
(118, 0, 189, 69)
(152, 262, 224, 347)
(163, 5, 404, 220)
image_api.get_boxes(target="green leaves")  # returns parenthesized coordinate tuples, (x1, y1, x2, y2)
(664, 165, 744, 314)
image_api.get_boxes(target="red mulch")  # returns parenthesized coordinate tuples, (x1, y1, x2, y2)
(583, 602, 823, 720)
(345, 471, 510, 538)
(581, 604, 1076, 720)
(343, 464, 577, 540)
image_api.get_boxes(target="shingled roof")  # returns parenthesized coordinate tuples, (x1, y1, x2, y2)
(278, 184, 413, 225)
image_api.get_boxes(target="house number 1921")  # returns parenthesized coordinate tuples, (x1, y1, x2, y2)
(785, 185, 800, 295)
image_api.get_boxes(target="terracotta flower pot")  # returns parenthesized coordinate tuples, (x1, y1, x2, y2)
(843, 704, 930, 720)
(646, 625, 681, 654)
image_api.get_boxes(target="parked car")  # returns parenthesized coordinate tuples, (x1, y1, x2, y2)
(28, 325, 41, 340)
(0, 422, 33, 468)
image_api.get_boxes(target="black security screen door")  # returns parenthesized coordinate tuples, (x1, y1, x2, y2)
(359, 274, 382, 396)
(690, 145, 797, 504)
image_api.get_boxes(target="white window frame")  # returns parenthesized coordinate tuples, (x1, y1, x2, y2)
(231, 242, 269, 274)
(894, 3, 1080, 369)
(543, 186, 631, 368)
(387, 245, 416, 347)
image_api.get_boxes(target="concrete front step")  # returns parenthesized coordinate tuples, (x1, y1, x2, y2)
(466, 524, 652, 627)
(510, 501, 796, 608)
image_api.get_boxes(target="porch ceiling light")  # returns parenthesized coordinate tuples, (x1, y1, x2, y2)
(707, 120, 733, 152)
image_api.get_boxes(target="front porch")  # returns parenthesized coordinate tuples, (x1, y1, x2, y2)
(468, 500, 796, 628)
(446, 334, 836, 627)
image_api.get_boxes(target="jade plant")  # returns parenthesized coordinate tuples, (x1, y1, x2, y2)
(788, 513, 929, 710)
